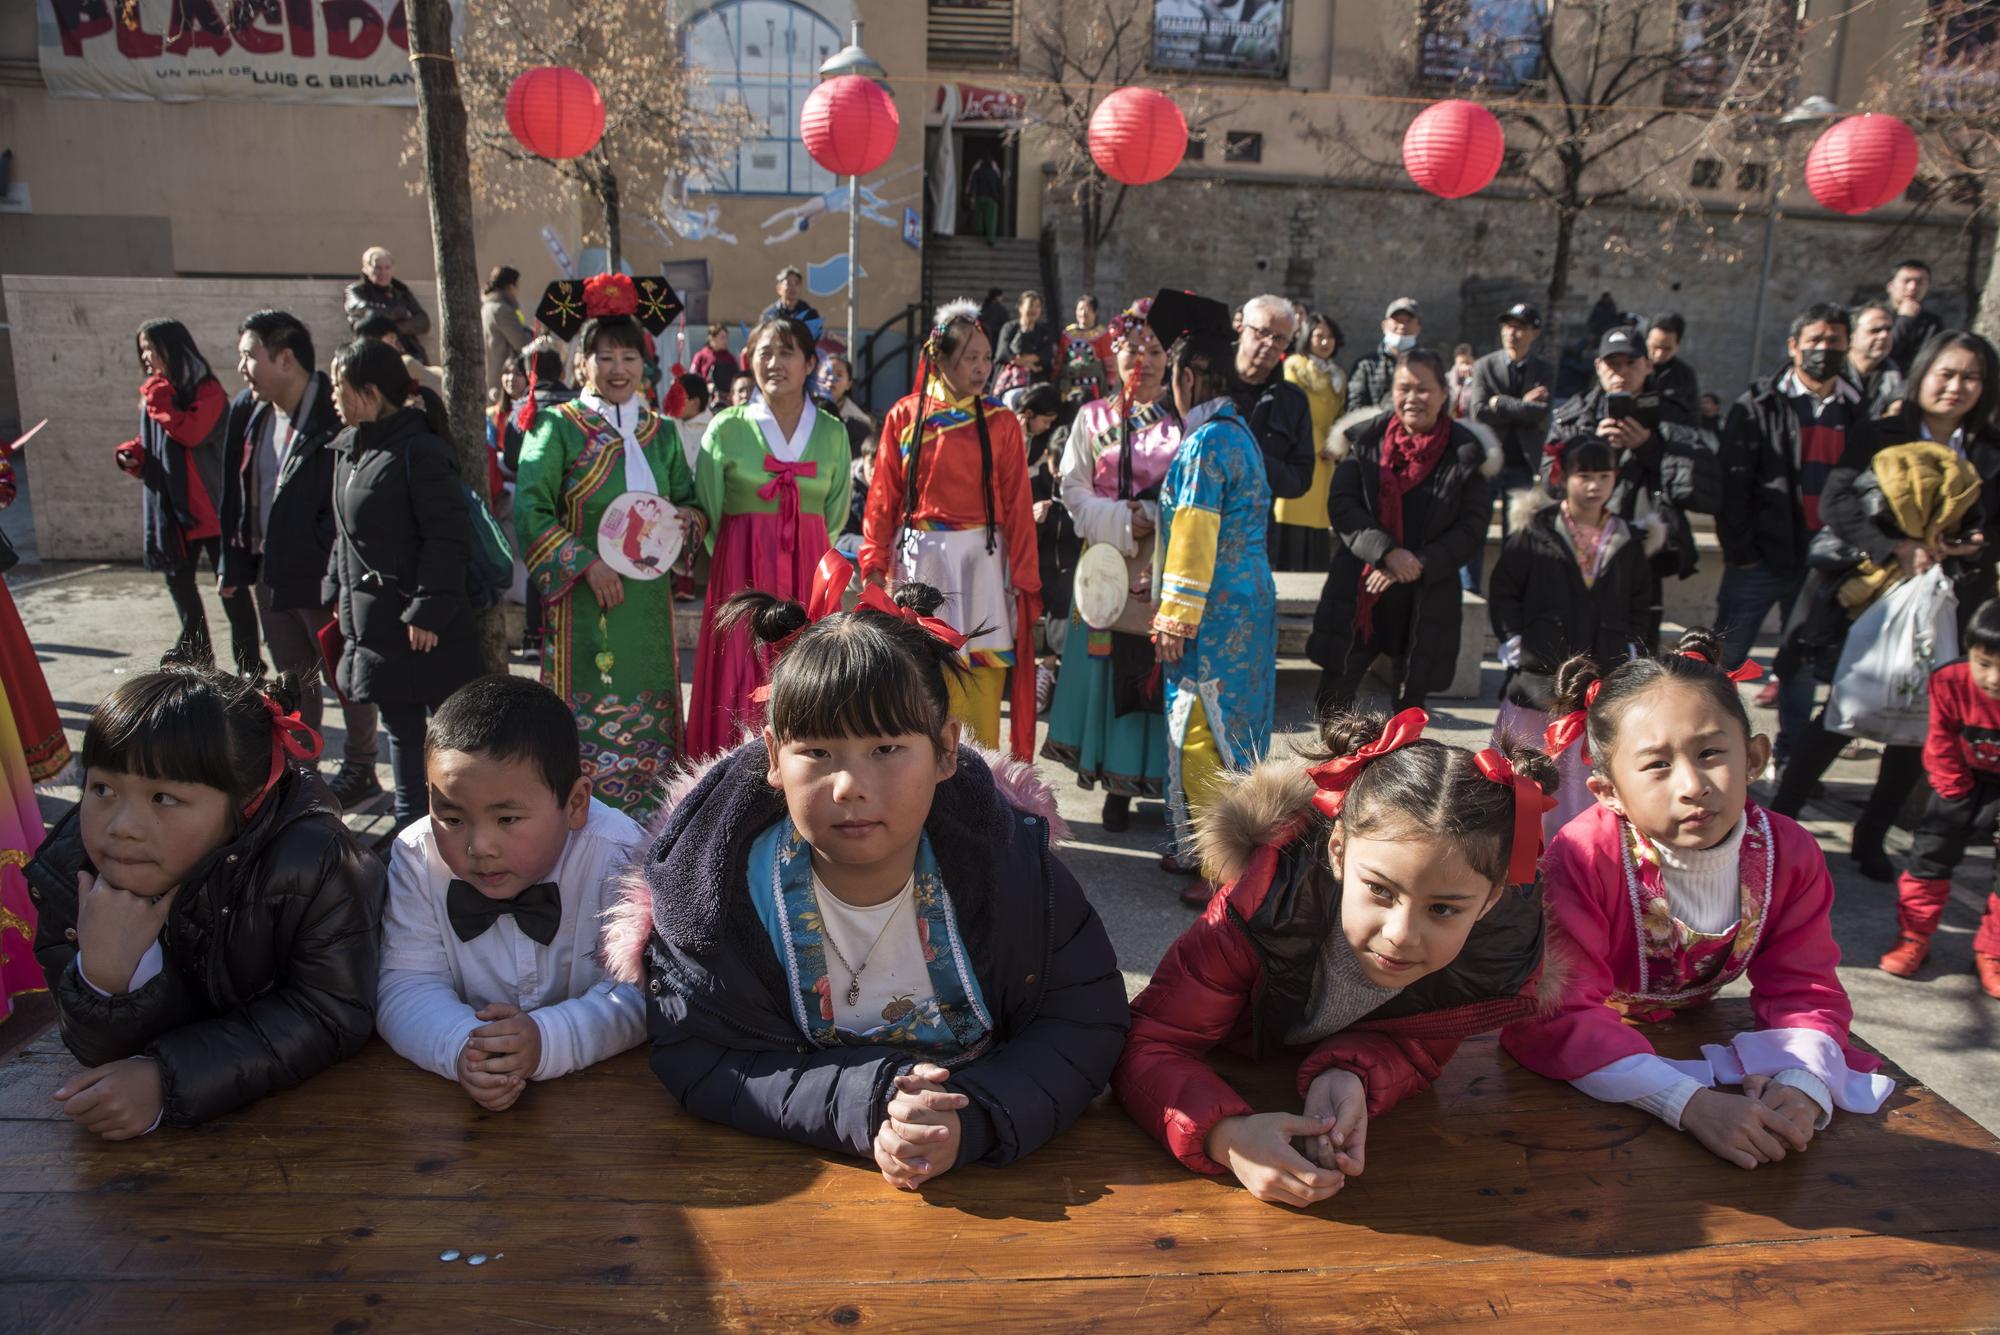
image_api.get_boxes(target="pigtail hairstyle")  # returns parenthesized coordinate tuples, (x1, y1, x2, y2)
(720, 581, 981, 750)
(1300, 710, 1559, 888)
(1554, 626, 1756, 776)
(904, 300, 999, 553)
(81, 655, 317, 827)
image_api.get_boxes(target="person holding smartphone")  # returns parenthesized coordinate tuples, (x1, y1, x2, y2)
(1541, 326, 1720, 656)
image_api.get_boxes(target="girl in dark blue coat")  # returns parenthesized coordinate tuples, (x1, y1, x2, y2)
(605, 559, 1128, 1188)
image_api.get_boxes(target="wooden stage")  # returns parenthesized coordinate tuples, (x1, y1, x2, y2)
(2, 998, 1997, 1333)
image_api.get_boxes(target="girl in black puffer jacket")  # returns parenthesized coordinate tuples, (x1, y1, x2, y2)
(30, 660, 385, 1139)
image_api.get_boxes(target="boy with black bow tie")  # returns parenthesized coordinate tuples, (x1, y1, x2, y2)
(377, 675, 646, 1110)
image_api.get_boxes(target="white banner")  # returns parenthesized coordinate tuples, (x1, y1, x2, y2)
(36, 0, 454, 105)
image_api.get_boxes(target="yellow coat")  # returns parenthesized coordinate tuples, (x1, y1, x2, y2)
(1838, 439, 1983, 612)
(1272, 354, 1347, 529)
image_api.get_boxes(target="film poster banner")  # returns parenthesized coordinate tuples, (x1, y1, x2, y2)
(1152, 1, 1288, 77)
(1418, 0, 1545, 91)
(36, 0, 458, 104)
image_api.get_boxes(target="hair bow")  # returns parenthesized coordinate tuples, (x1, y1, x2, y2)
(1679, 648, 1765, 682)
(1305, 707, 1428, 821)
(1542, 710, 1589, 763)
(856, 584, 969, 650)
(242, 693, 323, 822)
(1473, 748, 1557, 886)
(1542, 438, 1566, 485)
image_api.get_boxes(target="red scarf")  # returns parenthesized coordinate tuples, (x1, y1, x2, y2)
(1357, 412, 1451, 639)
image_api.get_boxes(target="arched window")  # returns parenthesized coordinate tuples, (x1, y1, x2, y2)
(685, 0, 848, 195)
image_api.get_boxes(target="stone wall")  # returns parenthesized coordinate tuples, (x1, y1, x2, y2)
(4, 276, 433, 562)
(1048, 175, 1982, 397)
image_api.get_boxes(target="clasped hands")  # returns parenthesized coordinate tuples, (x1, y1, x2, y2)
(872, 1062, 965, 1190)
(1681, 1074, 1821, 1169)
(455, 1003, 543, 1111)
(1204, 1068, 1368, 1208)
(1363, 546, 1424, 596)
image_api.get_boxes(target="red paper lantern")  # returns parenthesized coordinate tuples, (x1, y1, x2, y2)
(801, 76, 901, 177)
(505, 66, 605, 160)
(1403, 100, 1505, 200)
(1804, 115, 1920, 216)
(1088, 88, 1188, 187)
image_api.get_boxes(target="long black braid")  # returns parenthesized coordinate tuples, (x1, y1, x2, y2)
(972, 395, 997, 553)
(901, 312, 998, 553)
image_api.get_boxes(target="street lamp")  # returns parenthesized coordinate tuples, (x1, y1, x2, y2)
(1745, 96, 1842, 379)
(818, 21, 885, 359)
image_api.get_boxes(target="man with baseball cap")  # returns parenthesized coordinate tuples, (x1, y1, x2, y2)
(1542, 324, 1719, 651)
(1469, 301, 1555, 532)
(1347, 296, 1423, 412)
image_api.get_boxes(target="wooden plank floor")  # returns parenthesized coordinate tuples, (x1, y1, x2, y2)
(2, 999, 1996, 1333)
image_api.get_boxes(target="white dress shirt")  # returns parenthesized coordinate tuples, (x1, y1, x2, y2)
(376, 797, 648, 1083)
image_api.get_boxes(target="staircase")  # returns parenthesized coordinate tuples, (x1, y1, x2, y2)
(924, 234, 1047, 315)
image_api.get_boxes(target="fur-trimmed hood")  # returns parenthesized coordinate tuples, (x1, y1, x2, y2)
(1186, 752, 1574, 1015)
(1505, 485, 1669, 558)
(602, 742, 1066, 986)
(1327, 408, 1504, 480)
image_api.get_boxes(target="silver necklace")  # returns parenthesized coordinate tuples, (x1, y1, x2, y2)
(817, 879, 912, 1008)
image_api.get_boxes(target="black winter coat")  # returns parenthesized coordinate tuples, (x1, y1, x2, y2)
(1488, 495, 1653, 711)
(219, 373, 342, 611)
(1546, 384, 1721, 579)
(320, 407, 482, 707)
(1308, 411, 1497, 696)
(28, 771, 385, 1127)
(1347, 348, 1398, 413)
(1232, 372, 1316, 500)
(344, 277, 431, 360)
(1717, 376, 1878, 577)
(628, 742, 1130, 1169)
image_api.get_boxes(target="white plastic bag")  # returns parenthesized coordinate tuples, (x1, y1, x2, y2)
(1823, 566, 1959, 747)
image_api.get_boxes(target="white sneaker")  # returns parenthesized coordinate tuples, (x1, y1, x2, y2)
(1035, 663, 1057, 715)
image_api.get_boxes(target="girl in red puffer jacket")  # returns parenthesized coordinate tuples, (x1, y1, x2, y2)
(1113, 707, 1562, 1207)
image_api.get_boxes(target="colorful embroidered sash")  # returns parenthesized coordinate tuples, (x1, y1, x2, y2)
(1610, 804, 1773, 1021)
(748, 820, 994, 1061)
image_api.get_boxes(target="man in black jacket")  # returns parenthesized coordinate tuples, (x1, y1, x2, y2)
(1469, 301, 1554, 528)
(1543, 325, 1721, 653)
(343, 246, 431, 362)
(1645, 312, 1700, 411)
(224, 310, 381, 810)
(1887, 257, 1942, 371)
(759, 265, 822, 333)
(1229, 293, 1314, 500)
(1716, 302, 1878, 763)
(1348, 296, 1422, 412)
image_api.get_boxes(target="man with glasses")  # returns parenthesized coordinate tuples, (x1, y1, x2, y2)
(1228, 294, 1314, 499)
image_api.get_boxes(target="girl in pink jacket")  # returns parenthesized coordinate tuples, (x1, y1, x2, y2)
(1501, 628, 1894, 1169)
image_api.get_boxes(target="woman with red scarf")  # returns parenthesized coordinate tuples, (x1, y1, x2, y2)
(1308, 348, 1500, 716)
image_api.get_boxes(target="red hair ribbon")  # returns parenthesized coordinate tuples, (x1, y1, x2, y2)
(752, 552, 966, 703)
(1473, 748, 1557, 886)
(1679, 648, 1765, 683)
(1586, 678, 1603, 707)
(856, 584, 969, 650)
(1305, 707, 1428, 821)
(1542, 438, 1565, 484)
(1542, 710, 1589, 763)
(582, 273, 638, 319)
(241, 693, 323, 822)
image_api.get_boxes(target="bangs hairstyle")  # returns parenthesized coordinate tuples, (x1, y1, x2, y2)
(1551, 627, 1754, 775)
(1907, 330, 1999, 433)
(1558, 436, 1617, 477)
(745, 315, 818, 370)
(81, 657, 311, 810)
(1303, 712, 1558, 887)
(1965, 598, 2000, 656)
(717, 583, 973, 746)
(1394, 347, 1448, 388)
(426, 674, 581, 800)
(581, 315, 648, 357)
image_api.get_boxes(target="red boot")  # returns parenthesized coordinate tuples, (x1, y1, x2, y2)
(1878, 934, 1931, 977)
(1977, 954, 2000, 1000)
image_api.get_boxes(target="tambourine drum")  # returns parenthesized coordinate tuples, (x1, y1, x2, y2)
(595, 492, 683, 581)
(1075, 542, 1132, 631)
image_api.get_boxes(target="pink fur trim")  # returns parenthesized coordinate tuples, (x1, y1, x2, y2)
(600, 868, 655, 986)
(973, 744, 1070, 844)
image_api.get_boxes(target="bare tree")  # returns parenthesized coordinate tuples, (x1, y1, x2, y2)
(1306, 0, 1806, 313)
(1019, 0, 1236, 293)
(1865, 0, 2000, 342)
(437, 0, 753, 273)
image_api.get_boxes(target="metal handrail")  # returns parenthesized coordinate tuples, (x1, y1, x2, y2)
(854, 301, 924, 407)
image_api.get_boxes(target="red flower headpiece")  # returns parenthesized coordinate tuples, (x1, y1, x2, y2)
(1680, 648, 1765, 682)
(583, 272, 638, 319)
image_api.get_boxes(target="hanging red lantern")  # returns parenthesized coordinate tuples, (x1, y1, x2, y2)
(1088, 88, 1188, 187)
(505, 66, 606, 160)
(1403, 100, 1505, 200)
(801, 76, 901, 177)
(1804, 115, 1919, 216)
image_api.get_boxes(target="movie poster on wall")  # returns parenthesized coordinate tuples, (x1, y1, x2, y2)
(1417, 0, 1546, 91)
(1152, 1, 1288, 77)
(36, 0, 460, 105)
